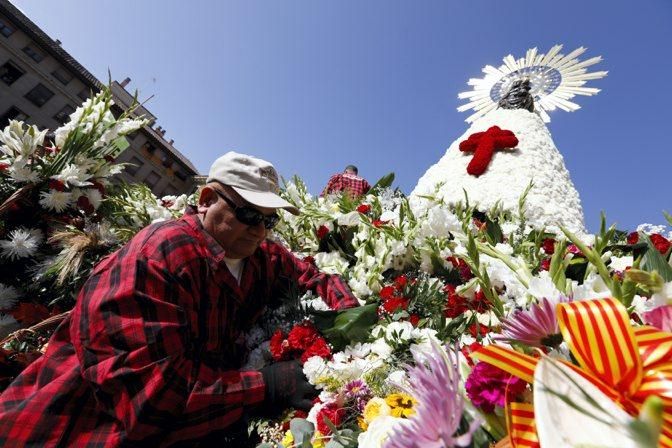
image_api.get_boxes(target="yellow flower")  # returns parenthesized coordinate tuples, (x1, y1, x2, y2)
(281, 430, 294, 447)
(363, 397, 392, 425)
(385, 393, 417, 418)
(312, 430, 326, 448)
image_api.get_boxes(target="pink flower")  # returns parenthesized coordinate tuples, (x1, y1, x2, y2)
(642, 305, 672, 332)
(465, 361, 527, 413)
(495, 296, 569, 348)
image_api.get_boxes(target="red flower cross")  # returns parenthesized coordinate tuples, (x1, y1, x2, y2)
(458, 126, 518, 176)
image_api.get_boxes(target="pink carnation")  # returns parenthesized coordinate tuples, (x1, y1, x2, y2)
(465, 361, 527, 413)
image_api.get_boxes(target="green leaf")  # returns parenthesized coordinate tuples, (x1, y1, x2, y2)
(369, 172, 395, 195)
(641, 234, 672, 282)
(484, 215, 503, 245)
(311, 304, 378, 351)
(290, 418, 315, 448)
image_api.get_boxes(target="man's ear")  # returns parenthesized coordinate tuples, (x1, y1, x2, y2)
(198, 186, 218, 213)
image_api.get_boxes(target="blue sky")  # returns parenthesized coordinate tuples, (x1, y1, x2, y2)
(12, 0, 672, 232)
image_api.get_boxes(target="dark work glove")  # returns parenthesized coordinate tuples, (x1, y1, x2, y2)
(260, 360, 317, 412)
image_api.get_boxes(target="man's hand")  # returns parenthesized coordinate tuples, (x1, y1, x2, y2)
(260, 360, 317, 412)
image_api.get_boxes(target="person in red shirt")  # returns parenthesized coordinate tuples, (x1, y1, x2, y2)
(322, 165, 371, 199)
(0, 152, 359, 447)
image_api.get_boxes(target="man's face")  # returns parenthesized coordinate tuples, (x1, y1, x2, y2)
(198, 184, 275, 259)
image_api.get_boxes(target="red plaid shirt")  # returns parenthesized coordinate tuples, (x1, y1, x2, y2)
(0, 210, 358, 447)
(322, 173, 371, 199)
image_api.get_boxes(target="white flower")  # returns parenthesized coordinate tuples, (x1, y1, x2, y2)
(651, 281, 672, 307)
(383, 321, 414, 342)
(0, 283, 21, 309)
(313, 251, 349, 275)
(0, 228, 43, 260)
(349, 277, 373, 299)
(337, 211, 361, 227)
(609, 255, 633, 272)
(0, 120, 47, 158)
(344, 342, 372, 359)
(417, 207, 461, 239)
(527, 271, 564, 301)
(53, 164, 92, 187)
(39, 189, 73, 212)
(83, 188, 103, 210)
(9, 158, 41, 183)
(500, 222, 519, 235)
(358, 416, 406, 448)
(369, 338, 393, 359)
(570, 273, 612, 300)
(303, 356, 328, 385)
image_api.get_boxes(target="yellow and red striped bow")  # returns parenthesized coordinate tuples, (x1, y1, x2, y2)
(473, 297, 672, 447)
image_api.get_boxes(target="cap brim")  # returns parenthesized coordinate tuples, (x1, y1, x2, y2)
(231, 186, 300, 215)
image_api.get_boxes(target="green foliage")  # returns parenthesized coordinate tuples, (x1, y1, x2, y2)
(311, 304, 378, 351)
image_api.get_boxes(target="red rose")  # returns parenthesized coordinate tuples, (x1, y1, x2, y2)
(393, 275, 408, 290)
(357, 204, 371, 214)
(316, 403, 345, 435)
(379, 286, 395, 300)
(627, 232, 639, 245)
(301, 337, 331, 363)
(316, 225, 330, 240)
(269, 329, 290, 361)
(542, 238, 555, 255)
(287, 322, 319, 351)
(48, 179, 66, 192)
(650, 234, 671, 255)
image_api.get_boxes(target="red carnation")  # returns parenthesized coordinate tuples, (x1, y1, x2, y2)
(301, 337, 331, 363)
(540, 258, 551, 271)
(48, 179, 66, 192)
(0, 162, 10, 171)
(316, 225, 329, 240)
(393, 275, 408, 290)
(471, 290, 491, 313)
(542, 238, 555, 255)
(409, 314, 420, 327)
(269, 329, 290, 361)
(372, 219, 389, 228)
(379, 285, 395, 300)
(357, 204, 371, 214)
(382, 296, 409, 314)
(567, 244, 584, 257)
(465, 361, 527, 413)
(627, 232, 639, 245)
(469, 322, 489, 338)
(287, 322, 319, 351)
(650, 234, 671, 255)
(460, 341, 483, 367)
(316, 403, 345, 435)
(444, 285, 469, 318)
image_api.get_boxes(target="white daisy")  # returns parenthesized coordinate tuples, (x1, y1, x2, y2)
(0, 314, 20, 339)
(0, 227, 43, 260)
(0, 283, 21, 310)
(39, 189, 73, 212)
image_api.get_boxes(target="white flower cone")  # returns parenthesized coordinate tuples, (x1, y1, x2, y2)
(411, 108, 587, 234)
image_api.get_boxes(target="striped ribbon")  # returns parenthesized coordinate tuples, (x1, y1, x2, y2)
(473, 298, 672, 448)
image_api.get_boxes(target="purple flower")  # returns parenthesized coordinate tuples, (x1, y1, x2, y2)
(495, 296, 569, 348)
(384, 342, 479, 448)
(465, 361, 527, 413)
(343, 379, 372, 412)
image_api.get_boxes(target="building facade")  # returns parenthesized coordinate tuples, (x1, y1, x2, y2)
(0, 0, 199, 196)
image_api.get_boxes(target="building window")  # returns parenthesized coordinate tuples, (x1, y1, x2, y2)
(78, 88, 91, 101)
(125, 156, 143, 176)
(25, 83, 54, 107)
(0, 60, 24, 85)
(51, 67, 73, 85)
(22, 46, 45, 63)
(53, 104, 75, 125)
(160, 151, 173, 168)
(1, 106, 29, 125)
(145, 170, 161, 188)
(142, 142, 156, 153)
(0, 19, 14, 37)
(175, 168, 188, 182)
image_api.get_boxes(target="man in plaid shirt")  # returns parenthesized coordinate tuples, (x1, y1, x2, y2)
(0, 152, 360, 447)
(322, 165, 371, 199)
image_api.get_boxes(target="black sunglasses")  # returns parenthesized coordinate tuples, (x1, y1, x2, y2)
(212, 189, 280, 229)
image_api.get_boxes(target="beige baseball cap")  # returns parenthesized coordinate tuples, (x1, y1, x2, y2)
(207, 151, 299, 215)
